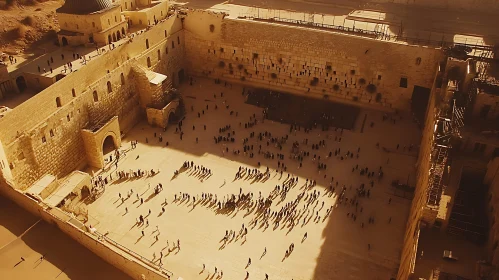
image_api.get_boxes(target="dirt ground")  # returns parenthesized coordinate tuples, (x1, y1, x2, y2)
(0, 0, 62, 57)
(0, 194, 133, 280)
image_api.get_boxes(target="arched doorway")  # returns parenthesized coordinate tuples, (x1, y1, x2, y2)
(121, 27, 125, 36)
(108, 35, 112, 44)
(168, 110, 177, 124)
(81, 185, 90, 198)
(62, 37, 68, 46)
(117, 31, 121, 40)
(112, 33, 117, 42)
(102, 135, 117, 156)
(16, 76, 27, 92)
(178, 69, 185, 84)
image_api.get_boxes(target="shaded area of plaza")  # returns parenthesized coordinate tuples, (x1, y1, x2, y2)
(246, 88, 360, 130)
(82, 78, 422, 279)
(0, 195, 133, 280)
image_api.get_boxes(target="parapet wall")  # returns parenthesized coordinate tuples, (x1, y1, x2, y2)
(184, 10, 443, 111)
(0, 182, 171, 280)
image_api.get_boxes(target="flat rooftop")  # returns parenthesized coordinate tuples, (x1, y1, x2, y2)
(82, 78, 422, 279)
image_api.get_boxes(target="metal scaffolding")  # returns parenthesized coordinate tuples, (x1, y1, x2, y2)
(426, 45, 496, 209)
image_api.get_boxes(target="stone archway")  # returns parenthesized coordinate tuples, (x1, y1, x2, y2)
(62, 37, 68, 46)
(81, 185, 90, 199)
(116, 31, 121, 40)
(102, 134, 117, 156)
(16, 76, 27, 92)
(81, 116, 121, 169)
(167, 109, 177, 124)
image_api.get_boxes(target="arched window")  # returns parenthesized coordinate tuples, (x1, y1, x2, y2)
(72, 88, 76, 97)
(177, 36, 180, 44)
(164, 30, 167, 38)
(92, 22, 95, 28)
(172, 41, 174, 49)
(115, 16, 117, 22)
(157, 49, 161, 60)
(147, 57, 151, 68)
(120, 73, 125, 85)
(146, 39, 149, 49)
(56, 97, 62, 107)
(93, 90, 99, 102)
(166, 47, 168, 54)
(107, 81, 113, 93)
(125, 2, 127, 9)
(416, 57, 422, 65)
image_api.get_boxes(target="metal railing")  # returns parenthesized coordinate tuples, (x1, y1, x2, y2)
(95, 232, 174, 278)
(237, 11, 494, 50)
(238, 14, 382, 39)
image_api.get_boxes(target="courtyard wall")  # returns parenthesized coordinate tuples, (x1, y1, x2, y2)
(396, 65, 441, 279)
(184, 10, 443, 112)
(0, 182, 172, 280)
(0, 15, 185, 189)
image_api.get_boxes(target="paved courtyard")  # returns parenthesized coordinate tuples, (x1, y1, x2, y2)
(85, 78, 421, 280)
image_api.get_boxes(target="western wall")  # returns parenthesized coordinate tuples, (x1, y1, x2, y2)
(183, 10, 443, 111)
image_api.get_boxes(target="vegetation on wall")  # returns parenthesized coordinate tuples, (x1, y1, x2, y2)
(310, 77, 319, 86)
(366, 84, 377, 94)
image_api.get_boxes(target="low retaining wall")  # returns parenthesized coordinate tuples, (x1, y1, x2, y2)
(0, 181, 173, 280)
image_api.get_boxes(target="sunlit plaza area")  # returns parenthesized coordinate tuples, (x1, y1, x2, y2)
(85, 79, 419, 279)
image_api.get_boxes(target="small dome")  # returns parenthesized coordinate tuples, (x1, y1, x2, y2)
(57, 0, 115, 15)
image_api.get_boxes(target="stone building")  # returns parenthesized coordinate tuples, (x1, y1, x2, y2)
(57, 0, 128, 46)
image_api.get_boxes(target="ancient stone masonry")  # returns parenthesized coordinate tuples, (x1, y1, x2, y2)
(184, 11, 443, 111)
(0, 15, 186, 189)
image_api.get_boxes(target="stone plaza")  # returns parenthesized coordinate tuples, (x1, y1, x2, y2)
(85, 79, 420, 280)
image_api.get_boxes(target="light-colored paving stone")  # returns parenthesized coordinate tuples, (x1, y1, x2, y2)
(85, 78, 421, 280)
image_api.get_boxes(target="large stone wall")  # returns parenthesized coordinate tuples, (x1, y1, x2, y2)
(184, 10, 443, 111)
(0, 15, 185, 189)
(396, 71, 440, 279)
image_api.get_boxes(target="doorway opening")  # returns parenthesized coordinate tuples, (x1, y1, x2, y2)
(16, 76, 27, 92)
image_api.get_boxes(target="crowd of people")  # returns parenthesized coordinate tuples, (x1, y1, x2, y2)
(89, 78, 416, 279)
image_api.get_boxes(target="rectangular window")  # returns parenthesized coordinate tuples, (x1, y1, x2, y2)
(400, 77, 408, 88)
